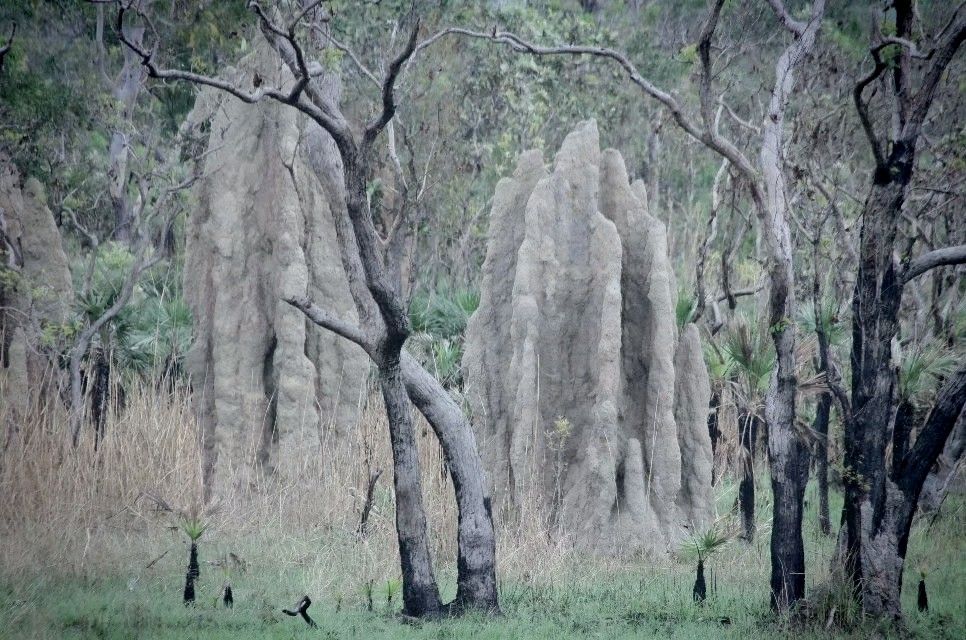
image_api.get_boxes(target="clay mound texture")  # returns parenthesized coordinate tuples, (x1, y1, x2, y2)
(185, 46, 368, 494)
(463, 120, 712, 555)
(0, 155, 73, 425)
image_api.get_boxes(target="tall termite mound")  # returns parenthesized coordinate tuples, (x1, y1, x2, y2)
(0, 155, 73, 430)
(184, 45, 368, 496)
(463, 120, 713, 555)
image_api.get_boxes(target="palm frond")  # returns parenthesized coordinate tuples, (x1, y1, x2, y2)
(721, 320, 775, 396)
(899, 343, 958, 404)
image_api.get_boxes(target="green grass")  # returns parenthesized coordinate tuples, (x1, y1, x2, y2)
(1, 483, 962, 639)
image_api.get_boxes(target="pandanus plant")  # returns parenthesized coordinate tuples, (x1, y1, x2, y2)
(180, 512, 207, 605)
(683, 525, 733, 604)
(798, 293, 848, 536)
(721, 320, 774, 542)
(896, 343, 958, 464)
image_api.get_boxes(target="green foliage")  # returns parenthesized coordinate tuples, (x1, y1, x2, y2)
(899, 343, 958, 405)
(681, 521, 734, 563)
(676, 289, 697, 328)
(381, 579, 402, 611)
(180, 517, 207, 543)
(407, 286, 479, 387)
(429, 338, 463, 388)
(71, 244, 191, 377)
(409, 288, 479, 339)
(721, 320, 775, 397)
(798, 295, 847, 347)
(703, 341, 734, 384)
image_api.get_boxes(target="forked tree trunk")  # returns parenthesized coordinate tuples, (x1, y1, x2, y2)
(847, 367, 966, 617)
(844, 2, 966, 617)
(401, 353, 498, 612)
(379, 358, 442, 617)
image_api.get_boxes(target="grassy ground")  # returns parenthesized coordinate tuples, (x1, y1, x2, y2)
(0, 389, 962, 639)
(1, 482, 962, 639)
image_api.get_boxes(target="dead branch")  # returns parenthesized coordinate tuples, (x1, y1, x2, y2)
(903, 244, 966, 283)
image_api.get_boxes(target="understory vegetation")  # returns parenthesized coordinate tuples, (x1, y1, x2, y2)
(0, 384, 962, 639)
(0, 0, 963, 636)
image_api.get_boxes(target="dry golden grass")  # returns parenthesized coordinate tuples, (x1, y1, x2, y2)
(0, 374, 588, 592)
(1, 374, 961, 640)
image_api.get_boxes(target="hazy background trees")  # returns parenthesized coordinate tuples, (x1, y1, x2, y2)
(0, 0, 963, 626)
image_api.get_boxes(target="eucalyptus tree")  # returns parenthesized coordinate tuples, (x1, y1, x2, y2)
(447, 0, 826, 609)
(834, 0, 966, 617)
(721, 320, 774, 542)
(116, 0, 497, 618)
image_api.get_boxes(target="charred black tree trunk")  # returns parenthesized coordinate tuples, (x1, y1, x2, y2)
(379, 358, 443, 618)
(767, 417, 809, 610)
(188, 542, 199, 582)
(709, 391, 721, 484)
(90, 350, 111, 449)
(182, 573, 195, 605)
(813, 392, 832, 535)
(693, 558, 707, 604)
(844, 2, 966, 617)
(892, 400, 916, 468)
(183, 542, 199, 605)
(811, 240, 834, 538)
(738, 412, 758, 542)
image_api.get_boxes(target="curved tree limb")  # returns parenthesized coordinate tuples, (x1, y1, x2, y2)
(766, 0, 807, 37)
(897, 366, 966, 493)
(284, 296, 370, 351)
(420, 26, 762, 199)
(902, 244, 966, 283)
(362, 20, 420, 157)
(116, 3, 353, 157)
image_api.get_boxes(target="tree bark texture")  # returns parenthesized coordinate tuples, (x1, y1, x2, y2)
(758, 0, 824, 610)
(379, 358, 443, 617)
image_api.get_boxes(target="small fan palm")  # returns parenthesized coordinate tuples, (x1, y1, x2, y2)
(899, 343, 957, 406)
(703, 340, 734, 386)
(406, 285, 480, 388)
(798, 293, 847, 348)
(676, 288, 697, 328)
(721, 320, 775, 401)
(719, 318, 772, 542)
(682, 522, 734, 604)
(180, 511, 207, 605)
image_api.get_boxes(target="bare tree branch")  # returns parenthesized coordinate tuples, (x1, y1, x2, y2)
(115, 3, 352, 157)
(854, 51, 889, 168)
(903, 244, 966, 283)
(903, 9, 966, 142)
(362, 20, 420, 156)
(766, 0, 806, 37)
(422, 26, 762, 195)
(692, 159, 727, 324)
(284, 296, 370, 350)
